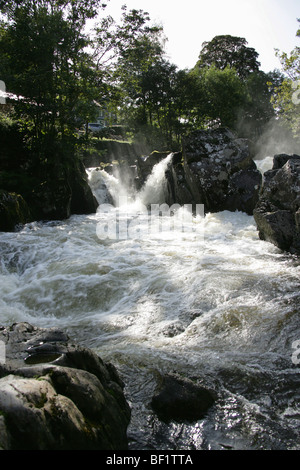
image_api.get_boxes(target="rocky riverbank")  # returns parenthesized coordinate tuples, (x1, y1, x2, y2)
(0, 160, 98, 231)
(0, 120, 99, 231)
(0, 322, 219, 450)
(0, 323, 131, 450)
(1, 126, 299, 256)
(254, 153, 300, 255)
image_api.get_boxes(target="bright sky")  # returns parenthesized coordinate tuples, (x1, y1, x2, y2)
(104, 0, 299, 73)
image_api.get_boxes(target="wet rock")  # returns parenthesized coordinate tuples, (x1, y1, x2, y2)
(165, 159, 194, 206)
(69, 160, 99, 215)
(165, 128, 262, 214)
(31, 161, 98, 221)
(254, 154, 300, 254)
(151, 373, 215, 423)
(0, 322, 131, 450)
(0, 190, 32, 232)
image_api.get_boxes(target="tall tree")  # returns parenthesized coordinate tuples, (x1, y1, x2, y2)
(95, 7, 170, 147)
(0, 0, 107, 159)
(196, 35, 261, 79)
(171, 68, 205, 135)
(237, 70, 280, 138)
(201, 65, 249, 129)
(271, 19, 300, 136)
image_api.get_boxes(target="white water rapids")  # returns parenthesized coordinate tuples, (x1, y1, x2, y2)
(0, 155, 299, 450)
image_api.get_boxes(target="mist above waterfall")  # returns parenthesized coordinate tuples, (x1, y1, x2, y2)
(253, 118, 300, 161)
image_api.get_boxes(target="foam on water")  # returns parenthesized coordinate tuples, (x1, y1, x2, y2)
(0, 154, 299, 450)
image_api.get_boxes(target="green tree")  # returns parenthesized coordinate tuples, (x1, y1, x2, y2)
(193, 35, 282, 137)
(96, 7, 171, 148)
(165, 68, 203, 142)
(237, 70, 280, 138)
(271, 19, 300, 136)
(0, 0, 107, 159)
(194, 65, 248, 130)
(116, 33, 164, 124)
(196, 35, 261, 79)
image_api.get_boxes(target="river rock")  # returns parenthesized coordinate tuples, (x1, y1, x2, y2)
(0, 128, 99, 227)
(69, 160, 99, 215)
(151, 373, 215, 423)
(0, 190, 32, 232)
(165, 153, 194, 206)
(253, 154, 300, 254)
(0, 322, 131, 450)
(31, 160, 98, 221)
(165, 128, 262, 214)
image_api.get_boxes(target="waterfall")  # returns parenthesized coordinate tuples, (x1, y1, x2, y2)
(87, 154, 173, 209)
(137, 153, 172, 206)
(1, 153, 299, 450)
(87, 167, 128, 206)
(254, 156, 274, 175)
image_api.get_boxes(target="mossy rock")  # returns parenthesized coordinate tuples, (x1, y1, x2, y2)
(0, 190, 32, 232)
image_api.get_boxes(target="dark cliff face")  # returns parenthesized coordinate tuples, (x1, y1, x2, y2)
(254, 154, 300, 255)
(0, 166, 98, 232)
(0, 190, 32, 231)
(26, 159, 99, 223)
(164, 128, 262, 215)
(0, 129, 98, 231)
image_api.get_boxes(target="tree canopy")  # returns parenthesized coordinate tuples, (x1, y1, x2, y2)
(196, 35, 261, 79)
(0, 1, 292, 154)
(190, 35, 277, 135)
(0, 0, 108, 162)
(271, 19, 300, 136)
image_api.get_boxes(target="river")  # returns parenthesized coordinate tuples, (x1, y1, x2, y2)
(0, 155, 299, 450)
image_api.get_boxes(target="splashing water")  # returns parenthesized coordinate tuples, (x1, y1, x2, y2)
(0, 154, 299, 450)
(87, 153, 173, 210)
(137, 153, 173, 206)
(87, 167, 128, 205)
(254, 156, 274, 176)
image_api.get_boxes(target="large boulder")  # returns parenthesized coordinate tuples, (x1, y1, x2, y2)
(253, 154, 300, 254)
(0, 162, 98, 229)
(164, 152, 194, 206)
(30, 161, 98, 221)
(69, 160, 99, 215)
(165, 128, 262, 214)
(0, 190, 32, 232)
(0, 323, 131, 450)
(151, 373, 215, 423)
